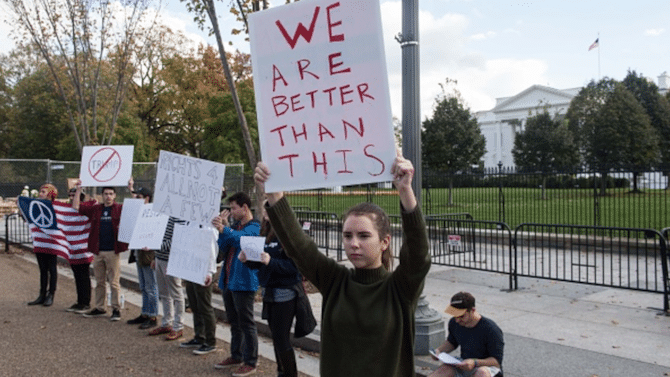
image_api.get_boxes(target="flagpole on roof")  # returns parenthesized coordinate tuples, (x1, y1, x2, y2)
(598, 32, 600, 81)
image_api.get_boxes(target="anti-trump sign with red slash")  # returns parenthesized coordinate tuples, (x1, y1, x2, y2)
(79, 145, 134, 187)
(249, 0, 396, 192)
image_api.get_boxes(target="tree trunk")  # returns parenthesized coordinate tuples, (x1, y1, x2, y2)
(202, 0, 264, 217)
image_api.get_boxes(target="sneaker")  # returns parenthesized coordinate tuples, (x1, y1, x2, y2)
(214, 357, 242, 369)
(193, 344, 216, 355)
(165, 329, 183, 341)
(148, 326, 172, 336)
(138, 317, 157, 329)
(126, 314, 148, 325)
(110, 309, 121, 321)
(82, 308, 107, 317)
(66, 303, 84, 312)
(74, 305, 91, 314)
(180, 338, 203, 348)
(232, 364, 257, 376)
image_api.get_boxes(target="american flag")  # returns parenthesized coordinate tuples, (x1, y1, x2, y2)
(18, 197, 93, 264)
(588, 38, 599, 51)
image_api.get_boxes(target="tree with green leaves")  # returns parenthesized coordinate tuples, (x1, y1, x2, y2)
(512, 110, 579, 199)
(422, 81, 486, 205)
(622, 70, 670, 188)
(582, 84, 659, 193)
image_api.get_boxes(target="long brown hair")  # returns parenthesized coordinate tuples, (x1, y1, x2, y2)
(343, 202, 393, 270)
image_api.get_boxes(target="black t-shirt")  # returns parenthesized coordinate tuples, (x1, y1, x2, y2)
(99, 206, 114, 251)
(447, 315, 504, 367)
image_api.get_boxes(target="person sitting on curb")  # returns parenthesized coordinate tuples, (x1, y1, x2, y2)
(429, 292, 504, 377)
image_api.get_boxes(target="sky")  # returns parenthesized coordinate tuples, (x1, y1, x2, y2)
(1, 0, 668, 119)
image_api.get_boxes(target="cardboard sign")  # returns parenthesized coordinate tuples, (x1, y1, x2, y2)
(249, 0, 396, 192)
(128, 204, 170, 250)
(79, 145, 134, 187)
(240, 236, 265, 262)
(118, 198, 145, 243)
(167, 223, 218, 285)
(153, 151, 226, 227)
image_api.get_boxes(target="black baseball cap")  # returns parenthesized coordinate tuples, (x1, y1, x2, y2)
(445, 292, 475, 317)
(133, 187, 153, 198)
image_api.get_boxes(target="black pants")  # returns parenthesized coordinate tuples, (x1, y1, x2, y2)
(71, 263, 91, 306)
(185, 281, 216, 346)
(267, 299, 297, 353)
(35, 253, 57, 294)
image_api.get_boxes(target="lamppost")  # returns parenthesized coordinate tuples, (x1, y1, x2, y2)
(398, 0, 445, 355)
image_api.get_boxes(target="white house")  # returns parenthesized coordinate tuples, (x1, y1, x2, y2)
(476, 72, 670, 169)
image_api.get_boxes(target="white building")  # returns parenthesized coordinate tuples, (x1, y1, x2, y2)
(476, 72, 670, 169)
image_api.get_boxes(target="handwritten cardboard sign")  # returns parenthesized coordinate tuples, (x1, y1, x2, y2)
(153, 151, 225, 227)
(79, 145, 134, 187)
(167, 223, 218, 285)
(128, 203, 170, 250)
(249, 0, 396, 192)
(118, 198, 145, 243)
(240, 236, 265, 262)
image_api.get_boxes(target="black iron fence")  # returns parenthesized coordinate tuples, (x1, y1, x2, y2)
(3, 213, 31, 251)
(241, 209, 670, 313)
(283, 167, 669, 231)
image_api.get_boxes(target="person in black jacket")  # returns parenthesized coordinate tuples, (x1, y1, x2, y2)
(237, 206, 302, 377)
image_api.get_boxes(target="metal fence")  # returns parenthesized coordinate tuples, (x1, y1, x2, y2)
(282, 167, 669, 231)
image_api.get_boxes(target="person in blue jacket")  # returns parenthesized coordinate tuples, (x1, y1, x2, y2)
(211, 192, 260, 377)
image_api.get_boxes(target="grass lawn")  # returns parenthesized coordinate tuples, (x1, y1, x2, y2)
(285, 187, 669, 231)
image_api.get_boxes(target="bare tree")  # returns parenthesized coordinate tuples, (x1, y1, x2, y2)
(181, 0, 263, 213)
(3, 0, 159, 153)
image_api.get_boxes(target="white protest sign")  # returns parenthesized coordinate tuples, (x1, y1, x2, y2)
(79, 145, 134, 187)
(249, 0, 396, 192)
(240, 236, 265, 262)
(118, 198, 145, 243)
(128, 204, 170, 250)
(153, 151, 225, 227)
(167, 223, 217, 285)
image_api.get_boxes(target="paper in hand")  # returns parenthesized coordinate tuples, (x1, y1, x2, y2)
(429, 350, 462, 365)
(240, 236, 265, 262)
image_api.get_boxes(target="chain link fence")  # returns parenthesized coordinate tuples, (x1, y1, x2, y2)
(0, 159, 247, 205)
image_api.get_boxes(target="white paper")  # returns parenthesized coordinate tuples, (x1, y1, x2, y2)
(249, 0, 396, 192)
(153, 150, 225, 227)
(240, 236, 265, 262)
(167, 223, 218, 285)
(79, 145, 134, 187)
(128, 204, 170, 250)
(429, 350, 462, 365)
(118, 198, 145, 243)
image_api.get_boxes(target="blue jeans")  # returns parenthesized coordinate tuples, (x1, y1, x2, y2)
(222, 288, 258, 366)
(137, 264, 158, 317)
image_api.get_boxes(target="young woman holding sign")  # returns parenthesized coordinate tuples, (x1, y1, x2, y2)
(254, 151, 430, 377)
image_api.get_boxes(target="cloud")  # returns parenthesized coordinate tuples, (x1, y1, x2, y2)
(470, 31, 496, 41)
(381, 0, 548, 120)
(644, 28, 665, 36)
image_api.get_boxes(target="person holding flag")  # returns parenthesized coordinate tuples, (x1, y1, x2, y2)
(19, 183, 92, 308)
(65, 188, 94, 313)
(24, 184, 60, 307)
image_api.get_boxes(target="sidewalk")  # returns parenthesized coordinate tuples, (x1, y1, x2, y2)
(94, 250, 670, 377)
(3, 231, 670, 376)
